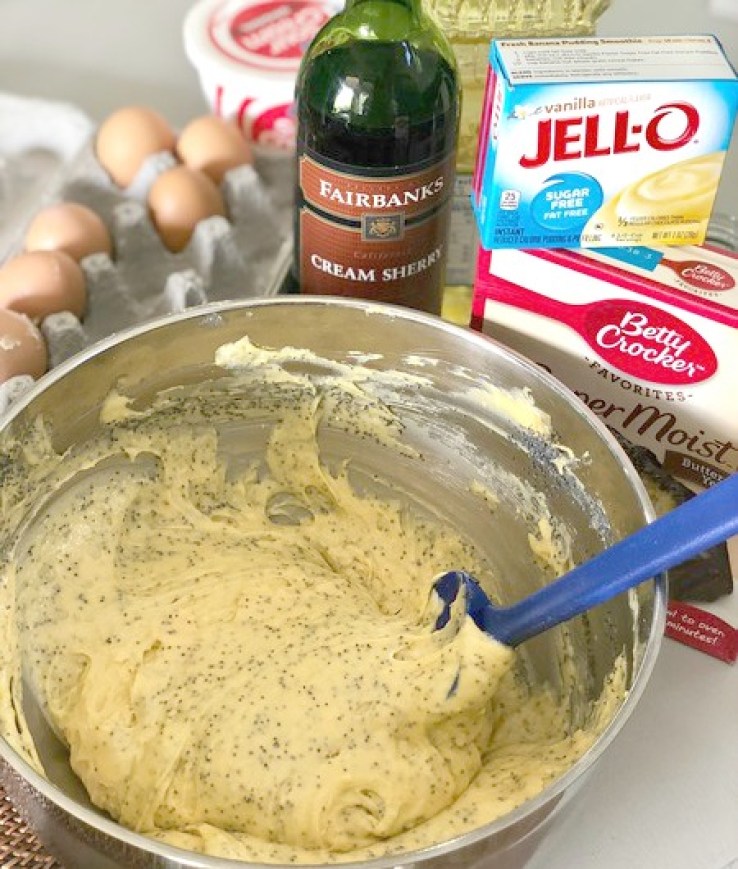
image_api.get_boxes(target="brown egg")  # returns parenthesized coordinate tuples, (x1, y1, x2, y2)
(147, 165, 227, 252)
(24, 202, 113, 261)
(0, 251, 87, 321)
(0, 308, 47, 382)
(95, 106, 176, 188)
(176, 115, 253, 184)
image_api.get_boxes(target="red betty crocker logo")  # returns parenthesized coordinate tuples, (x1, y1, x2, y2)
(662, 258, 736, 292)
(581, 300, 718, 385)
(210, 0, 330, 69)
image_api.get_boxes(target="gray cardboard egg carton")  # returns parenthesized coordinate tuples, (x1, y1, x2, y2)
(0, 92, 293, 415)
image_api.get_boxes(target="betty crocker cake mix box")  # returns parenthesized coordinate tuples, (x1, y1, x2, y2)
(472, 242, 738, 489)
(471, 35, 738, 251)
(472, 242, 738, 660)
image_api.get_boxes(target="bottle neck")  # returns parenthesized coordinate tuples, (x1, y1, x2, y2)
(311, 0, 441, 53)
(344, 0, 422, 13)
(339, 0, 426, 40)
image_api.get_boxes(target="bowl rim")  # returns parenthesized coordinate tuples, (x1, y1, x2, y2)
(0, 296, 667, 868)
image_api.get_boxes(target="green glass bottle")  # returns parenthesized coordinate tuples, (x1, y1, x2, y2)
(292, 0, 460, 314)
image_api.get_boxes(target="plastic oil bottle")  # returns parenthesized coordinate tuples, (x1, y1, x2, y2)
(432, 0, 612, 323)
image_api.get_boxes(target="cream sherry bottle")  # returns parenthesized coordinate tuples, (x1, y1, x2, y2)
(293, 0, 460, 314)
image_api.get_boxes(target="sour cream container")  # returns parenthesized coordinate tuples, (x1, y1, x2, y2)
(184, 0, 339, 151)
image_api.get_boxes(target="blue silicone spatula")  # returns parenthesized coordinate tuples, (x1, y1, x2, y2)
(434, 472, 738, 647)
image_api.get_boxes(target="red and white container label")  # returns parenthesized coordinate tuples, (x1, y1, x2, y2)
(207, 0, 332, 71)
(184, 0, 338, 149)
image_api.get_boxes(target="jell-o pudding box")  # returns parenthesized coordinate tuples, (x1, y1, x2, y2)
(471, 35, 738, 250)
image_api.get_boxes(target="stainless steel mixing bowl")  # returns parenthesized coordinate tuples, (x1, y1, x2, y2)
(0, 297, 665, 869)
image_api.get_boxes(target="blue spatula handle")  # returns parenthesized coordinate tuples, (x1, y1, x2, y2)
(438, 472, 738, 647)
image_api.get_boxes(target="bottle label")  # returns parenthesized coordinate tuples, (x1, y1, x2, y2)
(297, 149, 456, 313)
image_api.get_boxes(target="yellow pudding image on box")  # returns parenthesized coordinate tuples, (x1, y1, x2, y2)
(472, 36, 738, 250)
(584, 152, 725, 242)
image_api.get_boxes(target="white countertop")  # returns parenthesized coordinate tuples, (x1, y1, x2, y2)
(0, 2, 736, 867)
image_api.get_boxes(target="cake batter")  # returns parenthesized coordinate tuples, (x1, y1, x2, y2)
(0, 338, 627, 864)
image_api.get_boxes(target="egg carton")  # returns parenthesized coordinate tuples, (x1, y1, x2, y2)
(0, 91, 293, 415)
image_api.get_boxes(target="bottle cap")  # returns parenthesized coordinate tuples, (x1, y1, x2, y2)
(183, 0, 338, 151)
